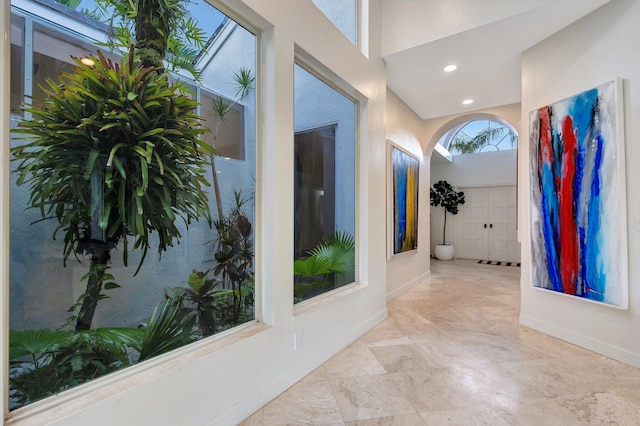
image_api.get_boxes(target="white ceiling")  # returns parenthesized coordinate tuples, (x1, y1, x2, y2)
(382, 0, 610, 120)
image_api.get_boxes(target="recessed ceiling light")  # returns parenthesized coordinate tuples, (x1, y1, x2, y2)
(462, 99, 474, 105)
(443, 64, 457, 73)
(81, 57, 95, 66)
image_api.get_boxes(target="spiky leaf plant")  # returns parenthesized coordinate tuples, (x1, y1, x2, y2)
(12, 48, 212, 331)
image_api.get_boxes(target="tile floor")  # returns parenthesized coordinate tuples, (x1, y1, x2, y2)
(241, 259, 640, 425)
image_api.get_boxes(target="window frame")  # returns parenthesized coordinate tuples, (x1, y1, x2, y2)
(292, 54, 363, 310)
(4, 2, 264, 418)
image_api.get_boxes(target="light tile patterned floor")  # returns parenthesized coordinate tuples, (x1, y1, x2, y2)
(241, 259, 640, 425)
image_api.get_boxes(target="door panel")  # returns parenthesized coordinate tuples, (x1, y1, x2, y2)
(455, 186, 520, 262)
(488, 187, 520, 262)
(456, 188, 488, 260)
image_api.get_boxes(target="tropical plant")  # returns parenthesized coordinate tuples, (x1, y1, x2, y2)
(8, 308, 203, 408)
(450, 125, 517, 154)
(209, 68, 255, 221)
(135, 297, 197, 362)
(210, 189, 255, 322)
(430, 180, 465, 245)
(9, 327, 141, 406)
(294, 231, 355, 302)
(168, 270, 233, 337)
(12, 48, 212, 331)
(91, 0, 208, 80)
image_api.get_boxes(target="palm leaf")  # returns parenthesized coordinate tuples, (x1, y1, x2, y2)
(294, 257, 333, 277)
(9, 329, 70, 361)
(137, 299, 196, 362)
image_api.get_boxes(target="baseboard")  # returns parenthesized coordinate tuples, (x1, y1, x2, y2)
(519, 314, 640, 368)
(212, 307, 388, 425)
(386, 271, 430, 302)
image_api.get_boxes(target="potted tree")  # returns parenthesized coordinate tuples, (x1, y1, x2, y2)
(430, 180, 465, 260)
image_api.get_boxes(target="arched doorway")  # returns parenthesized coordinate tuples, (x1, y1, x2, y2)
(426, 112, 520, 263)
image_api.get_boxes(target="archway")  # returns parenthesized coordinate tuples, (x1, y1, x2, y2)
(425, 111, 520, 263)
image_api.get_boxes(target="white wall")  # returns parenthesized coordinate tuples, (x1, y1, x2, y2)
(432, 150, 517, 188)
(385, 88, 430, 301)
(381, 0, 556, 55)
(519, 0, 640, 367)
(1, 0, 389, 425)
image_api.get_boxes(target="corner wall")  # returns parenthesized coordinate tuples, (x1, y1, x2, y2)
(519, 0, 640, 366)
(385, 89, 430, 301)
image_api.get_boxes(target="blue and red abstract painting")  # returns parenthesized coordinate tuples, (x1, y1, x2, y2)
(529, 80, 628, 308)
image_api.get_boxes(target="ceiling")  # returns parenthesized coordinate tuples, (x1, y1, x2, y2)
(382, 0, 610, 120)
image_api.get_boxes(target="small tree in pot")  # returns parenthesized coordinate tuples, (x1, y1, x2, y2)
(430, 180, 465, 260)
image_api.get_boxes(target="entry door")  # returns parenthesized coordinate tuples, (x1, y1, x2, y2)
(456, 186, 519, 262)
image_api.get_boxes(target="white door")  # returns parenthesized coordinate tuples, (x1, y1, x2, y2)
(457, 188, 489, 260)
(456, 186, 520, 263)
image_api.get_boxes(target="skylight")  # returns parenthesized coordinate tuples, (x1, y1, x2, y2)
(438, 119, 518, 156)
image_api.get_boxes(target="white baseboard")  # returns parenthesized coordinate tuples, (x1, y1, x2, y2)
(386, 271, 430, 302)
(212, 308, 388, 426)
(520, 314, 640, 368)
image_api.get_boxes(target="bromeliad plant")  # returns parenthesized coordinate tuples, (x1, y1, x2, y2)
(12, 48, 212, 331)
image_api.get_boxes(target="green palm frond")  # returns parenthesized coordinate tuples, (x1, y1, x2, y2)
(9, 329, 70, 361)
(295, 231, 355, 278)
(137, 298, 196, 362)
(294, 257, 333, 277)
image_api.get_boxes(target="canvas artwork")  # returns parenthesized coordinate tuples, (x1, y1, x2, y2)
(391, 145, 419, 255)
(529, 79, 628, 308)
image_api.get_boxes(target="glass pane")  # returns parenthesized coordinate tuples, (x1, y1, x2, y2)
(293, 64, 356, 303)
(9, 4, 256, 410)
(32, 26, 94, 109)
(311, 0, 357, 45)
(449, 120, 517, 154)
(10, 14, 24, 116)
(201, 90, 246, 160)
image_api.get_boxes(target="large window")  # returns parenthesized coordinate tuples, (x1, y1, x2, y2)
(445, 120, 517, 155)
(311, 0, 358, 46)
(9, 2, 256, 410)
(293, 64, 356, 303)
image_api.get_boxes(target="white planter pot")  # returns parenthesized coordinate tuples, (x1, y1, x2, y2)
(434, 244, 455, 261)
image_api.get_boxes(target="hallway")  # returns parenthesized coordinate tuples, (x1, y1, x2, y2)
(242, 259, 640, 425)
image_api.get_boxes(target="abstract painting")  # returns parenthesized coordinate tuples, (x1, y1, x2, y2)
(391, 144, 419, 255)
(529, 79, 628, 308)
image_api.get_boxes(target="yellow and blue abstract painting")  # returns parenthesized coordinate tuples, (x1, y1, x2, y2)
(529, 80, 628, 308)
(392, 146, 419, 254)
